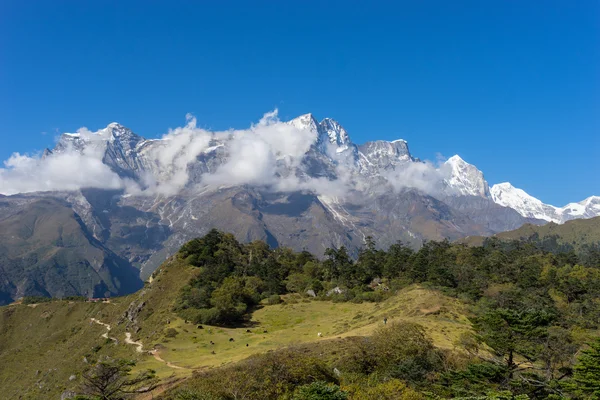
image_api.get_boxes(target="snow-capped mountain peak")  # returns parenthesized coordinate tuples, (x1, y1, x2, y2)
(288, 113, 319, 133)
(319, 118, 351, 149)
(444, 155, 490, 198)
(490, 183, 600, 223)
(287, 114, 354, 155)
(357, 139, 413, 171)
(42, 114, 600, 226)
(490, 183, 560, 223)
(558, 196, 600, 219)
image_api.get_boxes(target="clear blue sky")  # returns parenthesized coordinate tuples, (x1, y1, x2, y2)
(1, 1, 598, 206)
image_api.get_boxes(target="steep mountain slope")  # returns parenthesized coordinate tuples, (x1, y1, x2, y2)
(0, 196, 143, 303)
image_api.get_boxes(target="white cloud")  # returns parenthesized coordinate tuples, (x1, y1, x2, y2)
(141, 114, 214, 195)
(0, 150, 128, 195)
(383, 158, 452, 196)
(0, 110, 453, 200)
(0, 110, 327, 197)
(202, 109, 318, 188)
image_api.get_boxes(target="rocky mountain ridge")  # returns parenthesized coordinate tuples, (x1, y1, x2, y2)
(0, 113, 597, 303)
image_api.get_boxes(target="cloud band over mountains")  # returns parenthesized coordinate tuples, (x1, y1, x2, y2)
(0, 110, 451, 198)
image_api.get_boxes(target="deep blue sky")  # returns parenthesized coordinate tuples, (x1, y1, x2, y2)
(1, 1, 598, 205)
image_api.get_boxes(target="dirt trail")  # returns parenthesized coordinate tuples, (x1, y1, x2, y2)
(90, 318, 117, 341)
(90, 317, 187, 370)
(124, 332, 144, 353)
(149, 349, 187, 369)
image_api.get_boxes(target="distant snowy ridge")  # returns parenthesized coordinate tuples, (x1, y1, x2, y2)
(491, 182, 600, 223)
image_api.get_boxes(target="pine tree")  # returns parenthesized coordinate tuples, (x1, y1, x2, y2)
(569, 338, 600, 398)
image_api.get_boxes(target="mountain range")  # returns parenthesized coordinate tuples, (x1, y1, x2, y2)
(0, 113, 597, 303)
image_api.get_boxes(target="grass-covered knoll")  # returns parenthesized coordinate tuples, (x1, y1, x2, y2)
(162, 322, 440, 400)
(0, 253, 194, 400)
(128, 284, 470, 376)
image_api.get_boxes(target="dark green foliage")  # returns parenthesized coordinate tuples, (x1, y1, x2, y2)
(22, 296, 53, 304)
(472, 306, 555, 370)
(438, 362, 509, 397)
(323, 246, 354, 283)
(163, 347, 340, 400)
(174, 229, 600, 332)
(567, 337, 600, 398)
(292, 381, 348, 400)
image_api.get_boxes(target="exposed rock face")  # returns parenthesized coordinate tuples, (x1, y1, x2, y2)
(119, 299, 146, 332)
(61, 390, 76, 400)
(357, 140, 413, 172)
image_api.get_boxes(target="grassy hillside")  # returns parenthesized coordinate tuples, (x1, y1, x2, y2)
(129, 284, 470, 377)
(0, 298, 133, 399)
(461, 216, 600, 250)
(3, 227, 600, 399)
(0, 255, 193, 400)
(0, 254, 471, 399)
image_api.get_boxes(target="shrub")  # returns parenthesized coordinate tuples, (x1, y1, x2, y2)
(342, 373, 424, 400)
(286, 273, 312, 293)
(194, 308, 223, 325)
(166, 347, 339, 399)
(266, 294, 282, 305)
(292, 381, 348, 400)
(360, 290, 387, 302)
(164, 328, 179, 338)
(341, 322, 443, 384)
(22, 296, 52, 304)
(371, 322, 442, 382)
